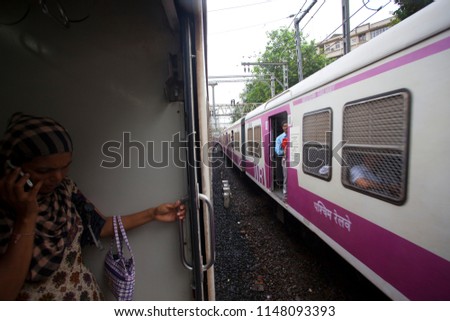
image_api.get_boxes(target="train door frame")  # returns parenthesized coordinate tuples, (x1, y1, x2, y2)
(230, 130, 234, 161)
(269, 112, 287, 195)
(240, 118, 246, 167)
(180, 7, 215, 300)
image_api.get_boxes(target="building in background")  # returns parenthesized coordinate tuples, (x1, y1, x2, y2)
(318, 17, 394, 59)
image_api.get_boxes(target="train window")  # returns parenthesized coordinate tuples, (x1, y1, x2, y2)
(234, 132, 240, 151)
(341, 90, 410, 205)
(302, 108, 332, 181)
(254, 125, 261, 158)
(247, 127, 253, 157)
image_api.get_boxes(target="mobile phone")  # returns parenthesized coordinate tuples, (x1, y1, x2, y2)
(6, 160, 34, 190)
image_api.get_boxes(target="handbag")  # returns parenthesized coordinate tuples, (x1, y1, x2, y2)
(104, 216, 136, 301)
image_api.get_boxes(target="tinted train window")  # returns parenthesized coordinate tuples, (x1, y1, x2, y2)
(247, 127, 253, 157)
(234, 132, 240, 151)
(341, 90, 410, 204)
(254, 125, 261, 158)
(303, 109, 332, 180)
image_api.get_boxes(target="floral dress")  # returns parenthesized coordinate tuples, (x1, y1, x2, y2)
(16, 213, 103, 301)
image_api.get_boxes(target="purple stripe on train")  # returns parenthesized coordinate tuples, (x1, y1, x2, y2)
(286, 168, 450, 301)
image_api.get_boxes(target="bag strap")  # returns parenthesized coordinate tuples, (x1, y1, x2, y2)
(117, 216, 133, 258)
(110, 215, 120, 254)
(110, 216, 133, 259)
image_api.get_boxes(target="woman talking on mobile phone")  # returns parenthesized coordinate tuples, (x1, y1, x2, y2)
(0, 113, 186, 300)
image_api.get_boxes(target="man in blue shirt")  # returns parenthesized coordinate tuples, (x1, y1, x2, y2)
(275, 121, 288, 198)
(350, 154, 400, 197)
(275, 121, 288, 157)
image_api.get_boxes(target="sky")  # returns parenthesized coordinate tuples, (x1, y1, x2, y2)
(206, 0, 399, 105)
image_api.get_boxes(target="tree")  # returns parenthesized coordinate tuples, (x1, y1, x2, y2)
(393, 0, 433, 21)
(233, 28, 329, 121)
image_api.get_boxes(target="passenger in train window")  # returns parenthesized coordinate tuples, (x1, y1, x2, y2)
(319, 165, 330, 175)
(0, 113, 186, 301)
(350, 153, 400, 197)
(275, 121, 288, 198)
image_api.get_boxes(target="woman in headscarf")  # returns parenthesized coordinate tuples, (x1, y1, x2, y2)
(0, 113, 185, 300)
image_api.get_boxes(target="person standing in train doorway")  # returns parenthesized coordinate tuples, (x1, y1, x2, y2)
(275, 121, 288, 200)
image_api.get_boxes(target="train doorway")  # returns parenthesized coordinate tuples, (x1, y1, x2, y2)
(0, 0, 213, 301)
(269, 112, 288, 199)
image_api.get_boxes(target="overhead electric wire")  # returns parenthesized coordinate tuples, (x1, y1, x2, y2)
(209, 0, 393, 52)
(319, 2, 367, 44)
(362, 0, 392, 11)
(287, 0, 307, 29)
(320, 1, 393, 49)
(320, 0, 393, 44)
(301, 0, 327, 33)
(209, 16, 293, 35)
(208, 1, 275, 13)
(208, 0, 304, 35)
(209, 0, 309, 13)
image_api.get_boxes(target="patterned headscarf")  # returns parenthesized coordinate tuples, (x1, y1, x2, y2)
(0, 112, 73, 174)
(0, 113, 78, 282)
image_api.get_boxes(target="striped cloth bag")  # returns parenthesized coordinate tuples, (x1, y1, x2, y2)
(104, 216, 135, 300)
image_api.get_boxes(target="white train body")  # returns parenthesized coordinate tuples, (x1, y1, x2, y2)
(221, 1, 450, 300)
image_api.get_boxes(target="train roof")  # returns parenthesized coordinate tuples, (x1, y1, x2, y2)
(245, 0, 449, 121)
(221, 117, 242, 134)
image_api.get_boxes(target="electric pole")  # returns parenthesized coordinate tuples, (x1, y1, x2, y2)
(208, 82, 218, 131)
(342, 0, 351, 54)
(294, 0, 317, 82)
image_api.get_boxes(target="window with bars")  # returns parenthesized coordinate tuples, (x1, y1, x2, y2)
(341, 90, 410, 204)
(303, 108, 332, 180)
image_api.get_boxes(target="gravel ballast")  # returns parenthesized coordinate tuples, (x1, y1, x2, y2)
(212, 151, 389, 301)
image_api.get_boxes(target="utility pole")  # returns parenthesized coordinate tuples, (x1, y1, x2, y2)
(294, 0, 317, 82)
(294, 18, 303, 82)
(282, 62, 288, 90)
(270, 73, 275, 98)
(242, 62, 288, 96)
(208, 82, 218, 131)
(342, 0, 351, 54)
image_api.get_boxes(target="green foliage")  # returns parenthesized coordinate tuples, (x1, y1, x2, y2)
(234, 28, 330, 121)
(393, 0, 433, 21)
(242, 81, 269, 107)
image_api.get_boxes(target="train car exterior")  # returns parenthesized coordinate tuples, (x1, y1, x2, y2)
(222, 118, 245, 171)
(224, 1, 450, 300)
(0, 0, 214, 300)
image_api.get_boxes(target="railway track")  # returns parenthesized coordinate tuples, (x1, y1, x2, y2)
(212, 152, 389, 301)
